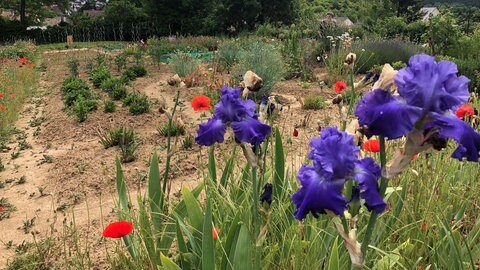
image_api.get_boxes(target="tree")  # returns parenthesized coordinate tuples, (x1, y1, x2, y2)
(0, 0, 69, 25)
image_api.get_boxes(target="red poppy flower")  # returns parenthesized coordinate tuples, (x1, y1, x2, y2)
(0, 93, 3, 98)
(293, 128, 299, 137)
(0, 206, 4, 212)
(421, 222, 428, 231)
(212, 227, 221, 239)
(191, 95, 211, 112)
(362, 139, 380, 153)
(334, 81, 347, 93)
(344, 40, 351, 47)
(103, 221, 133, 238)
(1, 58, 8, 63)
(10, 93, 15, 99)
(18, 56, 28, 66)
(0, 105, 6, 112)
(455, 104, 475, 119)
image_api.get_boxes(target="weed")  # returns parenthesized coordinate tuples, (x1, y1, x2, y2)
(114, 53, 127, 71)
(33, 127, 41, 137)
(303, 95, 326, 110)
(97, 127, 137, 162)
(182, 134, 194, 149)
(30, 116, 46, 127)
(123, 92, 149, 115)
(39, 155, 53, 164)
(18, 140, 32, 150)
(0, 197, 17, 220)
(0, 157, 4, 172)
(11, 151, 20, 159)
(158, 122, 186, 137)
(21, 217, 36, 234)
(104, 100, 116, 113)
(17, 175, 26, 184)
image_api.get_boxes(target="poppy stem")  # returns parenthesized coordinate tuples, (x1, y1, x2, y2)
(361, 136, 387, 258)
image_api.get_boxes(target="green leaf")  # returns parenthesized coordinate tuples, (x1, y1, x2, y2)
(176, 219, 191, 270)
(327, 237, 340, 270)
(138, 196, 158, 268)
(221, 213, 241, 270)
(115, 157, 129, 213)
(159, 183, 204, 252)
(202, 199, 215, 270)
(208, 146, 217, 184)
(160, 253, 182, 270)
(220, 154, 235, 188)
(273, 126, 285, 201)
(148, 153, 164, 244)
(182, 186, 204, 232)
(232, 225, 253, 270)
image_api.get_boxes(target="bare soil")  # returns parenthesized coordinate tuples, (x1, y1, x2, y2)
(0, 48, 341, 268)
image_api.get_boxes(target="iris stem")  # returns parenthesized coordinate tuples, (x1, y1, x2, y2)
(342, 66, 356, 131)
(361, 136, 387, 257)
(252, 165, 259, 269)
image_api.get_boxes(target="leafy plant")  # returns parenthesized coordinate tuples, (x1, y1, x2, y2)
(123, 92, 149, 115)
(67, 58, 80, 77)
(90, 66, 113, 88)
(232, 41, 285, 98)
(101, 78, 128, 100)
(104, 100, 116, 113)
(217, 41, 244, 71)
(158, 122, 185, 137)
(169, 51, 200, 77)
(98, 126, 137, 162)
(303, 95, 325, 110)
(0, 197, 17, 220)
(72, 96, 95, 123)
(115, 53, 128, 71)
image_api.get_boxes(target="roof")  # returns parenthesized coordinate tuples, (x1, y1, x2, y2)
(420, 7, 440, 22)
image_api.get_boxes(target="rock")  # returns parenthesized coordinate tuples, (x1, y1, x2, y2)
(167, 74, 181, 86)
(241, 70, 263, 98)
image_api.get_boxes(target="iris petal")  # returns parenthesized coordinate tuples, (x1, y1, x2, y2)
(231, 117, 272, 144)
(195, 117, 227, 146)
(395, 54, 469, 113)
(355, 89, 422, 139)
(429, 113, 480, 161)
(354, 158, 386, 214)
(308, 127, 359, 180)
(292, 166, 346, 220)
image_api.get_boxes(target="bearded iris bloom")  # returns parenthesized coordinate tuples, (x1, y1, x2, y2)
(355, 54, 480, 162)
(195, 86, 271, 146)
(292, 127, 385, 220)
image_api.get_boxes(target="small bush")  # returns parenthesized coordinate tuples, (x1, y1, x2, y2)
(169, 51, 200, 78)
(123, 92, 149, 115)
(128, 65, 147, 77)
(217, 41, 244, 70)
(158, 122, 186, 137)
(72, 96, 97, 123)
(101, 78, 127, 100)
(104, 100, 116, 113)
(121, 68, 137, 82)
(90, 66, 113, 88)
(67, 58, 80, 77)
(303, 95, 325, 110)
(114, 54, 127, 71)
(232, 41, 285, 99)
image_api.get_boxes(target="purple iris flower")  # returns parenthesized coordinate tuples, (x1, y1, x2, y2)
(195, 86, 271, 146)
(292, 127, 386, 220)
(355, 54, 480, 161)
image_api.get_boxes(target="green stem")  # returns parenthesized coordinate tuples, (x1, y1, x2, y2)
(161, 90, 181, 209)
(341, 67, 356, 131)
(251, 165, 259, 269)
(361, 136, 387, 257)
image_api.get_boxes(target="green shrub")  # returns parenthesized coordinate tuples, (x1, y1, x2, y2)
(169, 51, 200, 77)
(100, 78, 127, 100)
(232, 41, 285, 98)
(90, 66, 113, 88)
(114, 53, 128, 71)
(72, 96, 94, 123)
(121, 68, 137, 82)
(303, 95, 325, 110)
(104, 100, 116, 113)
(61, 76, 89, 94)
(128, 65, 147, 77)
(217, 41, 244, 70)
(123, 92, 149, 115)
(67, 58, 80, 77)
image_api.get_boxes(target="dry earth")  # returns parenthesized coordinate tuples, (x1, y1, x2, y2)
(0, 48, 343, 268)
